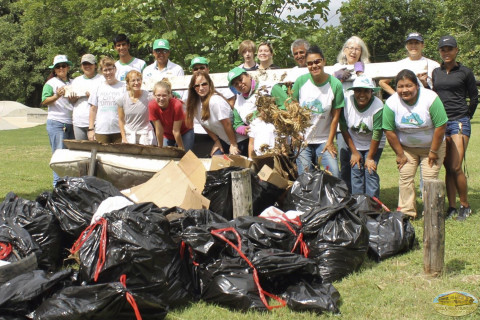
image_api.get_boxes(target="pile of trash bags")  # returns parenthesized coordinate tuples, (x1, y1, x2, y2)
(0, 168, 416, 319)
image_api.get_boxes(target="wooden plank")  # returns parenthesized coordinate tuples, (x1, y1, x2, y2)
(231, 168, 253, 218)
(423, 179, 445, 277)
(63, 139, 185, 158)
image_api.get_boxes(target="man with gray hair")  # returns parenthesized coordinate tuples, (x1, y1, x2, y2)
(291, 39, 310, 68)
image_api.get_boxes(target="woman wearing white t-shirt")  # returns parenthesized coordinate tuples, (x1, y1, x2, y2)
(117, 70, 155, 145)
(340, 76, 385, 198)
(186, 72, 247, 156)
(382, 69, 448, 218)
(70, 54, 104, 140)
(88, 57, 126, 143)
(41, 54, 76, 186)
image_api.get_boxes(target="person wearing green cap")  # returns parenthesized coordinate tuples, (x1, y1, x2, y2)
(339, 76, 385, 198)
(41, 54, 75, 187)
(227, 67, 287, 139)
(142, 39, 184, 85)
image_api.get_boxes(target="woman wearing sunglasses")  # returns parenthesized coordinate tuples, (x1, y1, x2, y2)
(186, 72, 247, 156)
(292, 45, 345, 175)
(41, 54, 76, 187)
(149, 78, 193, 151)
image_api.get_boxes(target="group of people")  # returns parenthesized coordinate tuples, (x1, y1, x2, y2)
(41, 32, 478, 221)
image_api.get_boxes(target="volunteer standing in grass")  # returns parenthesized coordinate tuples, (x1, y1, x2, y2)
(432, 35, 479, 220)
(340, 76, 385, 198)
(149, 79, 194, 151)
(383, 69, 447, 218)
(292, 45, 345, 175)
(333, 36, 371, 191)
(71, 54, 104, 140)
(186, 72, 247, 156)
(88, 57, 126, 143)
(117, 70, 156, 145)
(42, 55, 75, 187)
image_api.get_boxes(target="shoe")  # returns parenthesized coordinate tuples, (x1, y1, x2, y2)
(445, 207, 457, 219)
(456, 205, 472, 221)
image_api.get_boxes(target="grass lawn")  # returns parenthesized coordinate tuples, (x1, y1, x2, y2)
(0, 118, 479, 319)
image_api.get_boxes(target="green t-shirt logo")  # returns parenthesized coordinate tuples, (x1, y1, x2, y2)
(302, 99, 324, 114)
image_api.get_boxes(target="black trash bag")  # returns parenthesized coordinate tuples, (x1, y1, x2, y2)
(33, 280, 168, 320)
(74, 202, 191, 307)
(46, 176, 123, 239)
(301, 205, 369, 282)
(0, 192, 62, 271)
(349, 194, 383, 216)
(365, 211, 416, 261)
(0, 223, 41, 263)
(202, 167, 284, 220)
(231, 216, 303, 254)
(283, 280, 340, 314)
(0, 269, 72, 317)
(283, 170, 355, 212)
(198, 256, 267, 311)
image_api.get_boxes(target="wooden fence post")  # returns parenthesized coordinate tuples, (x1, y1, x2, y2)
(231, 168, 253, 218)
(423, 179, 445, 276)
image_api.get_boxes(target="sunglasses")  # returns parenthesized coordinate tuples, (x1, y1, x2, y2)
(154, 49, 169, 54)
(193, 82, 208, 89)
(193, 66, 207, 72)
(55, 64, 69, 69)
(306, 58, 323, 67)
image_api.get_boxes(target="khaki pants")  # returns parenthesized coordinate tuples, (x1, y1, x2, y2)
(398, 141, 446, 217)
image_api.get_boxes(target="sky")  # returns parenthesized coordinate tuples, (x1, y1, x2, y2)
(322, 0, 347, 27)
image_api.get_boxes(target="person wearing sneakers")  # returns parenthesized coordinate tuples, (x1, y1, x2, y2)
(379, 32, 440, 95)
(142, 39, 184, 85)
(340, 76, 385, 198)
(383, 69, 448, 219)
(432, 35, 479, 221)
(113, 34, 147, 82)
(41, 54, 76, 186)
(70, 54, 104, 140)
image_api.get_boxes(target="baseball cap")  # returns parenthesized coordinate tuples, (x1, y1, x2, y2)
(81, 54, 96, 64)
(438, 35, 457, 49)
(49, 55, 73, 69)
(405, 32, 424, 43)
(190, 56, 209, 68)
(227, 67, 246, 86)
(153, 39, 170, 50)
(347, 75, 380, 92)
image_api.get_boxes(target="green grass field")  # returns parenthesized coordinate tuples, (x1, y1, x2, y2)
(0, 119, 479, 319)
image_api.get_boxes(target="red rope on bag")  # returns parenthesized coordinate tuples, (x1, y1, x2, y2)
(372, 196, 391, 212)
(70, 218, 108, 282)
(0, 242, 12, 260)
(120, 275, 142, 320)
(179, 241, 199, 266)
(211, 227, 286, 310)
(262, 215, 309, 257)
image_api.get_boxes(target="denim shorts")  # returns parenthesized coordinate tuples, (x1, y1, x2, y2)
(445, 117, 471, 137)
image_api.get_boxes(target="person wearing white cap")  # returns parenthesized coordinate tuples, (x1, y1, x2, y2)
(142, 39, 184, 84)
(379, 32, 440, 95)
(70, 54, 104, 140)
(432, 35, 479, 221)
(340, 76, 385, 198)
(41, 54, 76, 186)
(113, 34, 147, 82)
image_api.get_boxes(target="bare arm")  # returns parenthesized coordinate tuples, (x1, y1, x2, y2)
(248, 137, 254, 159)
(172, 120, 184, 150)
(428, 124, 446, 167)
(379, 79, 395, 96)
(88, 104, 97, 141)
(365, 139, 381, 173)
(341, 129, 361, 169)
(323, 108, 341, 157)
(220, 118, 240, 155)
(203, 127, 224, 156)
(385, 130, 408, 169)
(153, 120, 164, 148)
(117, 107, 127, 143)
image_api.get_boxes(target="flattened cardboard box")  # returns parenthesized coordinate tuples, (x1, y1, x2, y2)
(210, 154, 252, 171)
(122, 151, 209, 209)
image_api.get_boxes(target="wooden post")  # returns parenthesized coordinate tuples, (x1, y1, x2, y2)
(231, 168, 253, 218)
(423, 179, 445, 276)
(88, 148, 97, 177)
